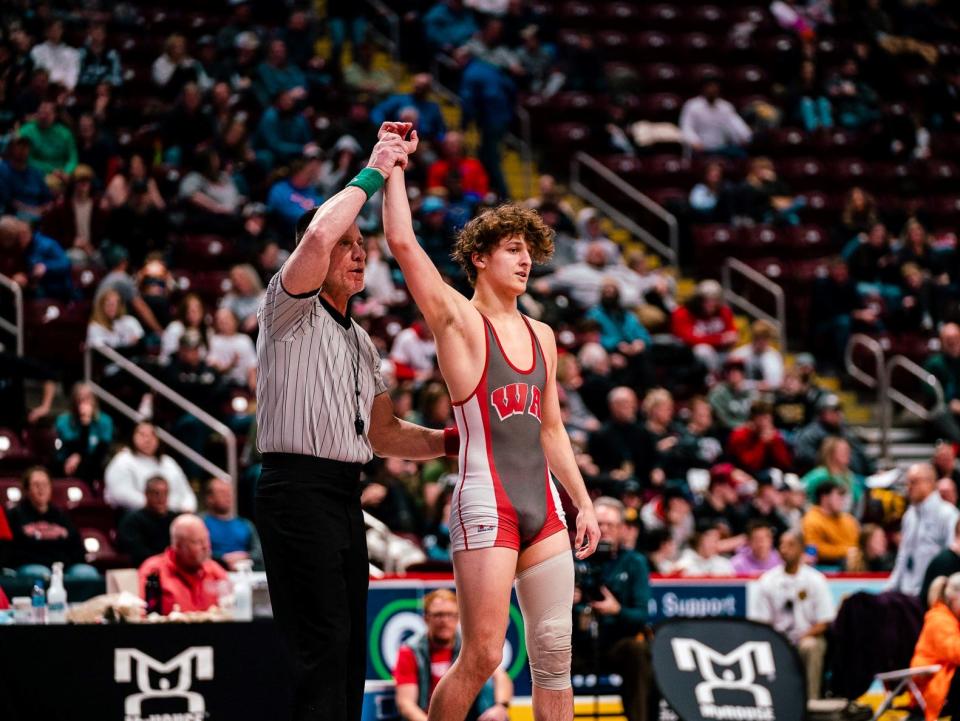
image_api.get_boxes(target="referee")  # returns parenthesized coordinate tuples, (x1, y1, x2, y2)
(255, 129, 453, 721)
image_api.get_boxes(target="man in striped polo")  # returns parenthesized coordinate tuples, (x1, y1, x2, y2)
(255, 128, 454, 721)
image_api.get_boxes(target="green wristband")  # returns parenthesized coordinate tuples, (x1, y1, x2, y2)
(347, 167, 386, 200)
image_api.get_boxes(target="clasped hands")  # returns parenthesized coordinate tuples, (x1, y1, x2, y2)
(366, 121, 420, 178)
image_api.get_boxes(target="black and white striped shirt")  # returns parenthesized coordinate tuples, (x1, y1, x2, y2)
(255, 272, 387, 463)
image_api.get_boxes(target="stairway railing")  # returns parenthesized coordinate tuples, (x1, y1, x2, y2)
(0, 273, 24, 356)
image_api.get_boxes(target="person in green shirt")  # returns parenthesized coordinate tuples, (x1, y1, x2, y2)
(573, 496, 655, 721)
(18, 100, 78, 177)
(802, 436, 866, 516)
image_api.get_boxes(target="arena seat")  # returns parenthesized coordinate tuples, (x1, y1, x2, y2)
(51, 478, 100, 509)
(0, 477, 23, 508)
(788, 225, 832, 259)
(80, 527, 130, 570)
(70, 504, 120, 538)
(633, 31, 675, 61)
(0, 430, 36, 475)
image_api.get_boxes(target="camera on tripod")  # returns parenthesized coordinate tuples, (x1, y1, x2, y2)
(574, 539, 616, 602)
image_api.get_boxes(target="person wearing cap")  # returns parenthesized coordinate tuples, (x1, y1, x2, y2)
(926, 323, 960, 444)
(794, 393, 874, 476)
(727, 400, 793, 477)
(802, 481, 860, 566)
(671, 279, 738, 373)
(707, 358, 754, 433)
(730, 319, 784, 392)
(888, 463, 960, 597)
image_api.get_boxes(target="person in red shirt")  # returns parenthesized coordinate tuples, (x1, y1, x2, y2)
(394, 589, 512, 721)
(138, 514, 227, 615)
(426, 131, 490, 198)
(727, 400, 794, 476)
(670, 279, 738, 373)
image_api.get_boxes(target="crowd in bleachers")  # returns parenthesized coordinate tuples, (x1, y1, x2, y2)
(0, 0, 959, 622)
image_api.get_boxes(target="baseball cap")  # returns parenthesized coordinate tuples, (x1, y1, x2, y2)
(794, 352, 816, 369)
(817, 394, 842, 412)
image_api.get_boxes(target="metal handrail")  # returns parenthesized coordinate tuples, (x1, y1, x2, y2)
(0, 273, 24, 356)
(720, 258, 787, 345)
(363, 0, 400, 57)
(569, 152, 679, 265)
(845, 334, 888, 459)
(885, 354, 944, 419)
(84, 343, 239, 513)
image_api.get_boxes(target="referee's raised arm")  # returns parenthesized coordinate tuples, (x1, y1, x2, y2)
(280, 134, 410, 295)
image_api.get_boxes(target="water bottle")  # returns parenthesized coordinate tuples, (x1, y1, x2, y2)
(233, 560, 253, 622)
(30, 580, 46, 625)
(145, 572, 163, 616)
(46, 562, 68, 624)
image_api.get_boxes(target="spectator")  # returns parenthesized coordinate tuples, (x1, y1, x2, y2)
(574, 208, 619, 265)
(847, 523, 895, 573)
(784, 59, 832, 131)
(7, 466, 98, 580)
(29, 19, 80, 91)
(0, 214, 72, 300)
(802, 481, 860, 566)
(645, 527, 678, 574)
(693, 465, 748, 552)
(391, 318, 437, 384)
(102, 153, 165, 212)
(138, 514, 227, 615)
(679, 79, 752, 155)
(221, 264, 265, 334)
(254, 89, 317, 169)
(927, 323, 960, 444)
(118, 476, 180, 566)
(86, 287, 145, 352)
(586, 279, 653, 390)
(910, 572, 960, 721)
(394, 589, 511, 721)
(663, 397, 723, 479)
(266, 157, 324, 237)
(708, 359, 753, 433)
(897, 219, 940, 277)
(731, 521, 782, 574)
(745, 480, 791, 541)
(888, 463, 960, 597)
(840, 189, 880, 241)
(77, 22, 123, 89)
(426, 131, 489, 199)
(920, 519, 960, 609)
(54, 382, 114, 482)
(161, 293, 210, 364)
(801, 436, 865, 515)
(255, 39, 306, 108)
(730, 320, 784, 392)
(178, 148, 244, 232)
(373, 74, 447, 143)
(515, 25, 562, 96)
(811, 259, 875, 369)
(940, 478, 959, 508)
(891, 262, 936, 334)
(104, 422, 197, 513)
(152, 33, 210, 97)
(641, 488, 694, 552)
(671, 280, 738, 373)
(750, 530, 835, 699)
(773, 363, 821, 433)
(202, 478, 263, 571)
(75, 114, 115, 188)
(95, 246, 163, 335)
(343, 43, 395, 101)
(0, 136, 53, 221)
(423, 0, 478, 54)
(846, 220, 899, 296)
(727, 400, 793, 475)
(12, 67, 48, 123)
(317, 135, 366, 199)
(794, 394, 873, 476)
(161, 83, 216, 166)
(18, 100, 78, 177)
(689, 161, 734, 223)
(676, 523, 735, 576)
(207, 308, 257, 389)
(587, 386, 669, 487)
(40, 164, 106, 263)
(826, 57, 880, 130)
(572, 497, 654, 721)
(934, 441, 960, 487)
(732, 156, 805, 227)
(327, 0, 368, 66)
(459, 55, 515, 198)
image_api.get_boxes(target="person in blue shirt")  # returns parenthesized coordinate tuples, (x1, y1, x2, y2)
(266, 156, 325, 237)
(459, 56, 515, 198)
(586, 279, 654, 391)
(202, 478, 263, 570)
(371, 74, 447, 143)
(0, 216, 72, 300)
(0, 137, 53, 222)
(422, 0, 478, 54)
(254, 89, 317, 169)
(254, 39, 307, 108)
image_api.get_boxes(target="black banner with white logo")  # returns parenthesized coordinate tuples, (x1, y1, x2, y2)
(651, 618, 807, 721)
(0, 621, 292, 721)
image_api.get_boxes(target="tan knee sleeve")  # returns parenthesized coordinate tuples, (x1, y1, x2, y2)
(515, 552, 574, 691)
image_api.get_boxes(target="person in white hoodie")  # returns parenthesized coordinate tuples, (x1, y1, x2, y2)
(676, 522, 735, 577)
(104, 422, 197, 513)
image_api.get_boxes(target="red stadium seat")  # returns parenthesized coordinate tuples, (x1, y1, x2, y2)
(677, 33, 717, 60)
(80, 527, 130, 570)
(595, 29, 631, 56)
(636, 92, 683, 121)
(829, 158, 871, 188)
(639, 63, 681, 91)
(0, 476, 23, 509)
(741, 226, 782, 258)
(777, 157, 825, 191)
(688, 5, 727, 31)
(559, 1, 593, 23)
(729, 65, 769, 94)
(788, 225, 831, 259)
(51, 478, 100, 509)
(634, 32, 674, 61)
(602, 2, 642, 27)
(693, 224, 739, 265)
(0, 429, 37, 475)
(175, 234, 238, 270)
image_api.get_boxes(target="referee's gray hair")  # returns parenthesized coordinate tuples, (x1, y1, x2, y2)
(594, 496, 626, 523)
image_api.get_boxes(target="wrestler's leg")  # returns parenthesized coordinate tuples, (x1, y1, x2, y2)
(517, 530, 575, 721)
(427, 545, 518, 721)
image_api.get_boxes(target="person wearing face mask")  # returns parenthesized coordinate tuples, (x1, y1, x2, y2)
(586, 278, 654, 393)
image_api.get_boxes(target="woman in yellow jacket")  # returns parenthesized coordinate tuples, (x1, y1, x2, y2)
(912, 573, 960, 720)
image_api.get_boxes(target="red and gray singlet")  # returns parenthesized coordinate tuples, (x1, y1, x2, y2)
(449, 314, 566, 552)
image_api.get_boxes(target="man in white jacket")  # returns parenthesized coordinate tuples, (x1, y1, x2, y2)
(104, 422, 197, 513)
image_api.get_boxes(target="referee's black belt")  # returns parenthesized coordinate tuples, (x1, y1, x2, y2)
(260, 453, 363, 489)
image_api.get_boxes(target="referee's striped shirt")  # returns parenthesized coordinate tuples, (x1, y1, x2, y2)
(255, 271, 387, 463)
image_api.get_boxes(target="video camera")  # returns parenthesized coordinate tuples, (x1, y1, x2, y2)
(574, 539, 615, 603)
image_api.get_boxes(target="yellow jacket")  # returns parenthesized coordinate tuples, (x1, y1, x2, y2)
(801, 506, 859, 565)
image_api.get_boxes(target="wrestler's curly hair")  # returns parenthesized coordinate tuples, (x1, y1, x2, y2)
(451, 204, 555, 286)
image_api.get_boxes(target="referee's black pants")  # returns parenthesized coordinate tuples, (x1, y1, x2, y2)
(256, 453, 368, 721)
